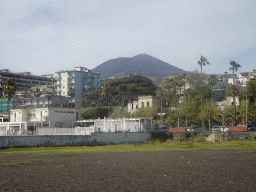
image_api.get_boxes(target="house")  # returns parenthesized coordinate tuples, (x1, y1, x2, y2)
(127, 95, 164, 114)
(56, 67, 101, 104)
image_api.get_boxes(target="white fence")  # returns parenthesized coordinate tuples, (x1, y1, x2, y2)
(0, 118, 153, 136)
(37, 127, 93, 135)
(0, 122, 27, 136)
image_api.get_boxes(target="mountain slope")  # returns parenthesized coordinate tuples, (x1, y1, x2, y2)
(93, 54, 186, 82)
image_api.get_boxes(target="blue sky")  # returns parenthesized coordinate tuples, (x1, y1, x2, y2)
(1, 0, 256, 76)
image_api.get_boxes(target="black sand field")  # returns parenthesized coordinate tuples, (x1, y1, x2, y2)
(1, 149, 256, 192)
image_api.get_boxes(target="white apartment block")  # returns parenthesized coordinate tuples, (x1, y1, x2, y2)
(56, 67, 101, 104)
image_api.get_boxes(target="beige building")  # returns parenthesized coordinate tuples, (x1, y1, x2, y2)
(128, 96, 161, 114)
(10, 107, 80, 130)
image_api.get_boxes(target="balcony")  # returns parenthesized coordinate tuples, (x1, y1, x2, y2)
(68, 80, 74, 84)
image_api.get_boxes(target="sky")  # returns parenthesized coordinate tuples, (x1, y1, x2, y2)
(1, 0, 256, 77)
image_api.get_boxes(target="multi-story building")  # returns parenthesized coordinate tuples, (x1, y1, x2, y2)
(56, 67, 101, 104)
(0, 69, 55, 92)
(238, 70, 256, 87)
(216, 72, 237, 85)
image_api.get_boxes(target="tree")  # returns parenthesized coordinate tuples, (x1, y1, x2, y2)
(199, 101, 221, 131)
(229, 60, 241, 125)
(3, 79, 17, 122)
(68, 88, 76, 107)
(163, 78, 176, 108)
(80, 106, 110, 119)
(80, 74, 157, 108)
(208, 75, 217, 103)
(33, 88, 41, 108)
(198, 56, 210, 130)
(174, 73, 186, 103)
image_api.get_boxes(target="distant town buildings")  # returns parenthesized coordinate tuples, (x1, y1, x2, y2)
(0, 69, 55, 92)
(56, 67, 101, 104)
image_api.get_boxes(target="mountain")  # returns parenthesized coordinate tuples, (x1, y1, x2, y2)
(93, 54, 186, 83)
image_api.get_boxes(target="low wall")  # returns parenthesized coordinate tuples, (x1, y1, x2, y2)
(229, 126, 247, 132)
(0, 133, 151, 149)
(170, 128, 186, 133)
(171, 132, 256, 142)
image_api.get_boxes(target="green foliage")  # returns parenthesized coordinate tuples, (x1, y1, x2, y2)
(80, 74, 157, 108)
(194, 137, 204, 142)
(184, 131, 191, 138)
(243, 79, 256, 103)
(110, 109, 131, 118)
(80, 106, 110, 119)
(151, 132, 173, 142)
(3, 79, 17, 121)
(80, 89, 103, 107)
(141, 104, 158, 119)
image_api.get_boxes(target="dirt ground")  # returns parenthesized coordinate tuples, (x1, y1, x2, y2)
(0, 149, 256, 192)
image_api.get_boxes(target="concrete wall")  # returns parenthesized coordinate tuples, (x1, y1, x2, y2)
(0, 132, 151, 148)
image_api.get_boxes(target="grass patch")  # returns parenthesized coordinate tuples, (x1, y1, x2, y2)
(0, 159, 52, 166)
(0, 141, 256, 156)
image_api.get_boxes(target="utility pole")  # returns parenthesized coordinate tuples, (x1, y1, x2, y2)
(246, 89, 248, 126)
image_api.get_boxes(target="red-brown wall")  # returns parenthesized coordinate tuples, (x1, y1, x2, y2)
(229, 126, 247, 132)
(169, 128, 186, 132)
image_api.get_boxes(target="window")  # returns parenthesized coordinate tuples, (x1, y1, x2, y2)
(27, 110, 35, 118)
(63, 86, 65, 88)
(142, 102, 144, 108)
(147, 102, 149, 107)
(136, 105, 138, 109)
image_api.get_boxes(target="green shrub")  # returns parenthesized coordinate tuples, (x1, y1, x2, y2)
(151, 132, 173, 142)
(184, 131, 191, 138)
(194, 137, 204, 142)
(253, 135, 256, 140)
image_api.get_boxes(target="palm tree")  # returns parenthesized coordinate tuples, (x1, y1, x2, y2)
(33, 88, 41, 107)
(68, 88, 76, 107)
(229, 61, 241, 125)
(174, 73, 186, 103)
(3, 79, 17, 122)
(198, 56, 210, 130)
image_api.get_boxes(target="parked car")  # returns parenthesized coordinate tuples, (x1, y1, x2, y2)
(189, 125, 200, 132)
(219, 126, 229, 132)
(212, 125, 221, 132)
(247, 127, 256, 132)
(155, 125, 169, 132)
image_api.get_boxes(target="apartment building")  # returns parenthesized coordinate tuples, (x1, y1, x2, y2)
(0, 69, 55, 92)
(56, 67, 101, 104)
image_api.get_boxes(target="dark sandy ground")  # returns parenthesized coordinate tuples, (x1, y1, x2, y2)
(0, 149, 256, 192)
